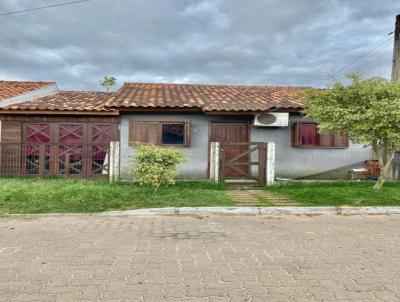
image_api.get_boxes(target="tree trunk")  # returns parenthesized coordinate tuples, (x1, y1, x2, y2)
(374, 173, 386, 191)
(153, 183, 160, 193)
(372, 142, 396, 191)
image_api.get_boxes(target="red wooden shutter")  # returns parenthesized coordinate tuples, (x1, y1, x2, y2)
(130, 121, 161, 145)
(333, 132, 348, 148)
(291, 122, 300, 147)
(300, 123, 318, 146)
(145, 122, 161, 145)
(184, 121, 191, 147)
(319, 132, 333, 147)
(130, 121, 145, 145)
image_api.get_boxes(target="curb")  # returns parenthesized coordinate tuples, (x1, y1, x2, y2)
(9, 206, 400, 217)
(99, 206, 400, 216)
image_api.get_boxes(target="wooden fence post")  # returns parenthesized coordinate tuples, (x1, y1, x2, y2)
(38, 144, 46, 178)
(266, 142, 275, 186)
(65, 153, 70, 177)
(209, 142, 221, 182)
(109, 141, 120, 183)
(258, 143, 267, 186)
(0, 121, 2, 174)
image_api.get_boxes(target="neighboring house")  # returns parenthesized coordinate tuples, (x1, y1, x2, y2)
(107, 83, 373, 180)
(0, 80, 58, 142)
(0, 81, 119, 178)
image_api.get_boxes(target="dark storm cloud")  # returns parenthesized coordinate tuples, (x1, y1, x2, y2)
(0, 0, 399, 90)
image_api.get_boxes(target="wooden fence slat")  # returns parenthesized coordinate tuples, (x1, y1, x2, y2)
(38, 145, 46, 178)
(0, 143, 111, 179)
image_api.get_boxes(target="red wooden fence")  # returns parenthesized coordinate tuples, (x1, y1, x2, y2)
(0, 143, 110, 178)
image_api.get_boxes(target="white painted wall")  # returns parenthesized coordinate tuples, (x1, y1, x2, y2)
(120, 113, 373, 180)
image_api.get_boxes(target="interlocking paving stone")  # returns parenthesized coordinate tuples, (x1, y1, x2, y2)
(1, 215, 400, 301)
(227, 190, 261, 206)
(228, 188, 300, 206)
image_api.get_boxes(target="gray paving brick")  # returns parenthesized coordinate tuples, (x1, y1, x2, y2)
(1, 215, 400, 301)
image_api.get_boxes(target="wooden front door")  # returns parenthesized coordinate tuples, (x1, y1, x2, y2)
(210, 122, 249, 178)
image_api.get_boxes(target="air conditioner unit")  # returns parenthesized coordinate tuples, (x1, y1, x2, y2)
(253, 112, 289, 127)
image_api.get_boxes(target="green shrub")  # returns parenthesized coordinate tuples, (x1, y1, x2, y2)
(132, 144, 186, 192)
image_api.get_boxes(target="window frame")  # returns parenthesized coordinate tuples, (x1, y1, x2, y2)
(129, 120, 191, 147)
(291, 121, 349, 149)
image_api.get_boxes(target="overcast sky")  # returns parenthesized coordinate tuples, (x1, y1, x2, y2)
(0, 0, 399, 91)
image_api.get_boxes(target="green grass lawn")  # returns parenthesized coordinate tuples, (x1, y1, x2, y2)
(3, 178, 400, 214)
(267, 181, 400, 206)
(0, 178, 233, 214)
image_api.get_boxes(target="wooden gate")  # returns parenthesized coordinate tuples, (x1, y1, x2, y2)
(220, 142, 267, 185)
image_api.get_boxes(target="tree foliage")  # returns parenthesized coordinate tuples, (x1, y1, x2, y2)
(132, 144, 186, 192)
(100, 76, 117, 92)
(303, 74, 400, 190)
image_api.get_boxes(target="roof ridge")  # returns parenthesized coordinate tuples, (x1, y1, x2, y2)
(108, 82, 308, 112)
(0, 80, 55, 84)
(58, 90, 114, 94)
(122, 82, 312, 89)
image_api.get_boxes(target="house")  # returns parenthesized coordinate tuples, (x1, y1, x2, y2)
(0, 81, 119, 177)
(107, 83, 373, 180)
(0, 80, 374, 181)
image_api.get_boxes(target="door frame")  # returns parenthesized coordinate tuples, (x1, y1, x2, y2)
(207, 121, 251, 178)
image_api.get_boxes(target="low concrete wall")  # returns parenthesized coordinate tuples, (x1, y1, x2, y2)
(120, 113, 373, 180)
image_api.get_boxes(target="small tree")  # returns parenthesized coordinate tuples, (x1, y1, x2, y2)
(100, 76, 117, 92)
(132, 144, 186, 192)
(303, 74, 400, 190)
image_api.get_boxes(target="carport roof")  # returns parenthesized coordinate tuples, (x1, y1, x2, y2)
(0, 91, 116, 113)
(0, 80, 55, 102)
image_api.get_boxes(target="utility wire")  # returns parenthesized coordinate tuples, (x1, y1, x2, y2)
(0, 0, 97, 16)
(335, 36, 393, 74)
(316, 33, 394, 87)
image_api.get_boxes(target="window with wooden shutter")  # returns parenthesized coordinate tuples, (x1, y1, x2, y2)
(129, 121, 191, 147)
(291, 122, 348, 148)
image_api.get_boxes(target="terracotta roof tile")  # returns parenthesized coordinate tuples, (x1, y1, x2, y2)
(1, 91, 115, 112)
(0, 80, 55, 101)
(109, 83, 307, 112)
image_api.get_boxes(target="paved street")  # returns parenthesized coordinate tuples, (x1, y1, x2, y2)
(1, 214, 400, 301)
